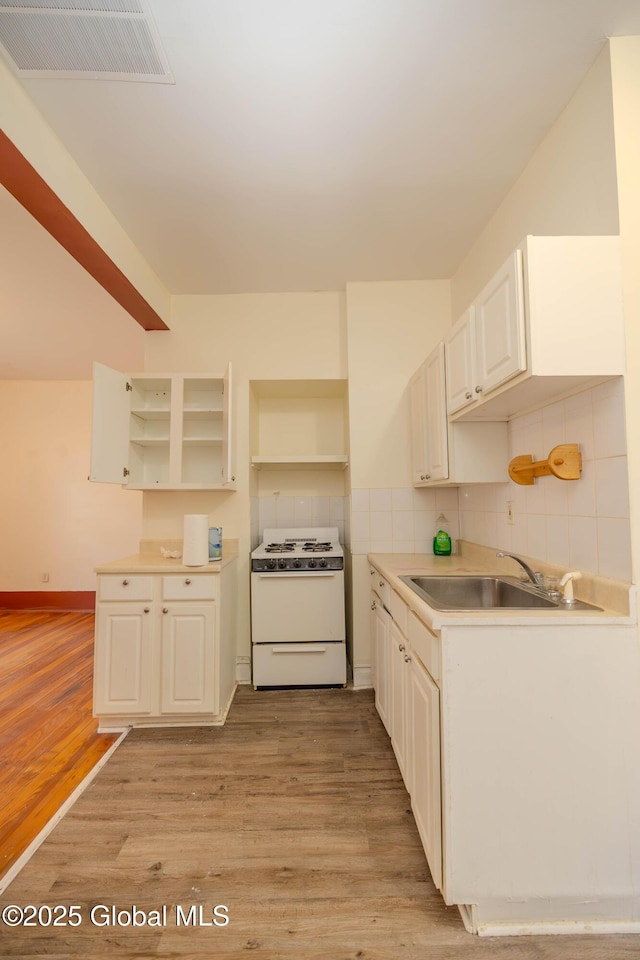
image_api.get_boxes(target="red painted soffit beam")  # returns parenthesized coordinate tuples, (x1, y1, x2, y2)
(0, 129, 169, 331)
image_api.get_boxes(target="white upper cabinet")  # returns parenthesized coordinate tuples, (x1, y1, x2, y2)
(445, 307, 476, 415)
(423, 343, 449, 482)
(410, 343, 508, 487)
(410, 347, 448, 484)
(446, 236, 625, 420)
(90, 363, 235, 490)
(474, 250, 526, 394)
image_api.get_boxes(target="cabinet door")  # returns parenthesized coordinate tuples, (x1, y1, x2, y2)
(445, 308, 476, 414)
(89, 362, 130, 484)
(475, 250, 526, 394)
(389, 622, 410, 786)
(409, 366, 428, 484)
(161, 603, 216, 714)
(410, 657, 442, 891)
(373, 600, 392, 734)
(423, 343, 449, 481)
(370, 590, 378, 690)
(94, 602, 154, 714)
(221, 363, 233, 485)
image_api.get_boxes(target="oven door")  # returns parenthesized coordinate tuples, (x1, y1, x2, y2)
(251, 570, 345, 644)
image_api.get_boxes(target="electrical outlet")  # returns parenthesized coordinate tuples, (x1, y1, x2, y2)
(41, 572, 50, 583)
(507, 501, 515, 525)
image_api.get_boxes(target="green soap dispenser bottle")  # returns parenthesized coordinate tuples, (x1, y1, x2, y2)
(433, 513, 452, 556)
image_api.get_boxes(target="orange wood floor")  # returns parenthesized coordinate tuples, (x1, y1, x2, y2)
(0, 609, 118, 880)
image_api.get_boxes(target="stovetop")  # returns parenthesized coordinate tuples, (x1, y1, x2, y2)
(252, 527, 344, 572)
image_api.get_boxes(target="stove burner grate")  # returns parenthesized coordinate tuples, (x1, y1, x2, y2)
(302, 542, 333, 552)
(265, 543, 296, 554)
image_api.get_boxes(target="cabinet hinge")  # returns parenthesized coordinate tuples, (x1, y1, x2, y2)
(123, 467, 130, 478)
(125, 381, 132, 392)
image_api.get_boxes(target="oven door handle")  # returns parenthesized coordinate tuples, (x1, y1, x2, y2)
(255, 572, 337, 578)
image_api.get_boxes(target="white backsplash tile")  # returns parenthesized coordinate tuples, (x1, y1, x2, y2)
(457, 380, 630, 580)
(370, 488, 392, 511)
(569, 516, 599, 573)
(527, 513, 547, 561)
(545, 515, 570, 567)
(392, 487, 414, 511)
(330, 497, 345, 521)
(370, 511, 393, 540)
(350, 511, 371, 541)
(595, 456, 630, 519)
(567, 457, 596, 517)
(597, 517, 632, 581)
(351, 488, 370, 512)
(592, 381, 627, 459)
(392, 511, 415, 542)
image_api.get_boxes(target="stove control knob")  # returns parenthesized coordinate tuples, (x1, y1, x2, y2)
(278, 559, 287, 569)
(267, 559, 276, 569)
(293, 559, 302, 568)
(319, 558, 328, 568)
(308, 559, 317, 568)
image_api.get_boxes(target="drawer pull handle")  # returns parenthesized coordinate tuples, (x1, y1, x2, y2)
(379, 581, 384, 588)
(404, 654, 412, 663)
(122, 579, 129, 586)
(163, 607, 169, 614)
(399, 643, 405, 652)
(370, 569, 375, 576)
(465, 391, 473, 400)
(371, 601, 376, 610)
(475, 384, 483, 394)
(185, 578, 192, 585)
(143, 607, 150, 613)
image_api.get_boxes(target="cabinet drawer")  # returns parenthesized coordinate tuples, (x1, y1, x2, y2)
(371, 570, 391, 609)
(389, 589, 408, 636)
(98, 575, 153, 602)
(162, 575, 217, 601)
(408, 611, 440, 683)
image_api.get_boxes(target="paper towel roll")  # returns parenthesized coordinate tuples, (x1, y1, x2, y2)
(183, 514, 209, 566)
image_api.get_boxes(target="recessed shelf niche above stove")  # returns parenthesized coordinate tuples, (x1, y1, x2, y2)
(249, 379, 349, 472)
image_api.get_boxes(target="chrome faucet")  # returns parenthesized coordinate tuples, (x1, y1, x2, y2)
(496, 551, 544, 588)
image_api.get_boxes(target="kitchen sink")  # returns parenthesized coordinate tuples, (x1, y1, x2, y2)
(398, 575, 601, 611)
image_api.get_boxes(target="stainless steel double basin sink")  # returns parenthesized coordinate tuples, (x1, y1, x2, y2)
(398, 575, 601, 612)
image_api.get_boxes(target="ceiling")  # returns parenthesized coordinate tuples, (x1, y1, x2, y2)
(5, 0, 640, 298)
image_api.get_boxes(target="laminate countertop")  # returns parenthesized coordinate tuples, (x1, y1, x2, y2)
(95, 539, 239, 575)
(367, 542, 635, 631)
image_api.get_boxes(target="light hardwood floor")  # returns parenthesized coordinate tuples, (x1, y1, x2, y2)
(0, 610, 117, 880)
(1, 685, 639, 958)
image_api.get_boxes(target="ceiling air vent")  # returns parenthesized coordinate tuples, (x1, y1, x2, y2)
(0, 0, 173, 82)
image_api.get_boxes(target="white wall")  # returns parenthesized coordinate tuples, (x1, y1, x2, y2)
(610, 37, 640, 589)
(0, 58, 169, 323)
(345, 280, 452, 683)
(459, 379, 631, 581)
(0, 381, 142, 593)
(452, 45, 619, 317)
(143, 291, 346, 668)
(451, 42, 629, 577)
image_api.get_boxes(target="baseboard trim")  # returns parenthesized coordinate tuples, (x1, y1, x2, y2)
(352, 665, 372, 689)
(0, 591, 95, 611)
(236, 657, 251, 685)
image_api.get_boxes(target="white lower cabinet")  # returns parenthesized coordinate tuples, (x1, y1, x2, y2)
(372, 593, 392, 734)
(94, 602, 154, 715)
(94, 566, 236, 728)
(370, 564, 640, 935)
(410, 651, 442, 891)
(160, 603, 216, 714)
(389, 620, 411, 788)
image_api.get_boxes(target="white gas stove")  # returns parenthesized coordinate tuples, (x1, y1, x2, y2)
(251, 527, 346, 688)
